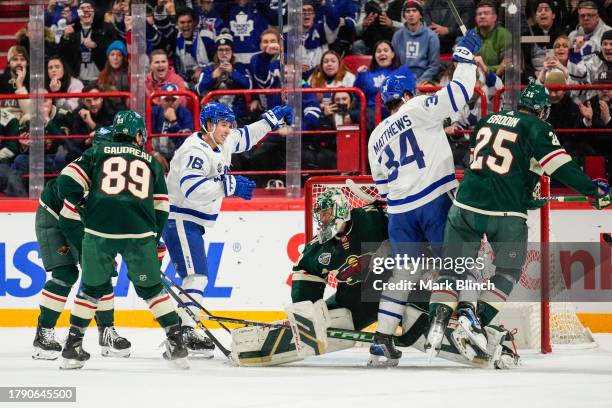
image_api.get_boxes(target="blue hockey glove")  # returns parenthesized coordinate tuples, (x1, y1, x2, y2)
(591, 178, 610, 210)
(453, 29, 482, 63)
(223, 175, 256, 200)
(261, 105, 293, 130)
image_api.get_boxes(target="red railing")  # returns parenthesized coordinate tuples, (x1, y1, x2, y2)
(201, 87, 369, 174)
(374, 86, 488, 126)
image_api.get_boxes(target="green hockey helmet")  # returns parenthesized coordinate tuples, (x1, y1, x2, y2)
(518, 81, 551, 120)
(93, 126, 113, 146)
(314, 188, 350, 244)
(112, 110, 147, 146)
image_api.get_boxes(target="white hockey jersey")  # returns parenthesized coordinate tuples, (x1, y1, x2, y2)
(166, 119, 272, 227)
(368, 63, 477, 214)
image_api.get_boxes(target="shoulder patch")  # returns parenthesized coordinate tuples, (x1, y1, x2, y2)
(548, 131, 560, 146)
(318, 252, 331, 266)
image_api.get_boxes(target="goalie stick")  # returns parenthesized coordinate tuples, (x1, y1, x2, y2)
(160, 277, 232, 357)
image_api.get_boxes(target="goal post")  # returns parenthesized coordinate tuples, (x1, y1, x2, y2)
(304, 174, 597, 353)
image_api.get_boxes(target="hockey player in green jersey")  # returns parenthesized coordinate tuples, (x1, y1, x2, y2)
(57, 111, 188, 369)
(32, 127, 131, 360)
(426, 82, 611, 357)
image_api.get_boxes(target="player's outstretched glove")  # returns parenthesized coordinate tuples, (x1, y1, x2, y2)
(262, 105, 293, 130)
(591, 178, 610, 210)
(157, 240, 167, 263)
(453, 29, 482, 64)
(223, 174, 256, 200)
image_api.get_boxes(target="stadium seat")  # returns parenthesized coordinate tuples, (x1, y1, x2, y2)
(343, 55, 372, 74)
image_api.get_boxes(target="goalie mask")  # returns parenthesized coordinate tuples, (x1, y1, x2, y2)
(314, 189, 350, 244)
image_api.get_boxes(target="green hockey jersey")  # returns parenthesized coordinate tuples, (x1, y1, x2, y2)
(455, 110, 598, 218)
(57, 142, 169, 239)
(292, 204, 388, 288)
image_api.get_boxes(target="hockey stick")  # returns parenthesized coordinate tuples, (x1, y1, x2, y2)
(162, 272, 232, 334)
(535, 195, 590, 203)
(160, 278, 232, 358)
(445, 0, 468, 35)
(200, 314, 288, 329)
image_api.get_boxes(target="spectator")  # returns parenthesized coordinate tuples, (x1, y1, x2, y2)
(0, 46, 29, 120)
(471, 0, 510, 76)
(174, 8, 215, 86)
(326, 0, 360, 56)
(585, 29, 612, 83)
(523, 0, 565, 80)
(196, 30, 251, 122)
(97, 40, 129, 92)
(248, 27, 282, 112)
(46, 0, 79, 28)
(45, 56, 84, 112)
(68, 84, 122, 161)
(424, 0, 475, 54)
(227, 0, 270, 64)
(148, 0, 180, 59)
(353, 40, 415, 131)
(309, 49, 356, 112)
(16, 24, 60, 62)
(537, 35, 589, 100)
(108, 0, 163, 54)
(569, 1, 611, 61)
(300, 0, 341, 79)
(319, 90, 360, 129)
(353, 0, 405, 55)
(145, 49, 189, 106)
(0, 109, 20, 165)
(151, 82, 194, 170)
(58, 0, 117, 85)
(392, 0, 441, 82)
(49, 3, 79, 44)
(193, 0, 226, 37)
(579, 69, 612, 128)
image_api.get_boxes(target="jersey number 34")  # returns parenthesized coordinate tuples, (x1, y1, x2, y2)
(470, 127, 517, 175)
(383, 129, 426, 182)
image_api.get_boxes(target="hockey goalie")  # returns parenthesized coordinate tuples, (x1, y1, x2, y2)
(230, 188, 520, 369)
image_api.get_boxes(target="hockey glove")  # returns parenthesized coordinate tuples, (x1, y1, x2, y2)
(261, 105, 293, 130)
(453, 29, 482, 64)
(591, 178, 610, 210)
(223, 175, 256, 200)
(157, 241, 167, 263)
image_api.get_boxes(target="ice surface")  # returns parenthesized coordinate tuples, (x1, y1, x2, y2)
(2, 328, 612, 408)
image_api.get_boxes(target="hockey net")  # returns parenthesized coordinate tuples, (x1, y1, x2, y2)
(304, 175, 597, 352)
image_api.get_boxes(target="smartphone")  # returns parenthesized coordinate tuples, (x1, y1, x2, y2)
(546, 49, 555, 59)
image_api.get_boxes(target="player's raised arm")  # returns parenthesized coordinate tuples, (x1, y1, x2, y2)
(229, 105, 293, 154)
(410, 30, 481, 123)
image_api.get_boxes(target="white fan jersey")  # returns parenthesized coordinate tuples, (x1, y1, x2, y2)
(368, 63, 477, 214)
(166, 119, 272, 227)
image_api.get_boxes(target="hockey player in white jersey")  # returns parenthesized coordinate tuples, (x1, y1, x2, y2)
(366, 29, 482, 366)
(162, 102, 292, 355)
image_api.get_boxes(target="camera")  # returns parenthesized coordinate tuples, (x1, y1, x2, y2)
(336, 103, 349, 115)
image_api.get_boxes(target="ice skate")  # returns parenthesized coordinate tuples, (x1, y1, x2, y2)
(99, 326, 131, 358)
(60, 327, 90, 370)
(367, 332, 402, 367)
(456, 302, 487, 353)
(425, 304, 453, 361)
(162, 325, 189, 369)
(182, 326, 214, 358)
(32, 324, 62, 360)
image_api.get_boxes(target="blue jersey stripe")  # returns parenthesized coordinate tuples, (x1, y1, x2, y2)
(375, 179, 388, 185)
(380, 294, 407, 305)
(180, 174, 203, 187)
(378, 309, 403, 320)
(387, 174, 456, 206)
(452, 80, 469, 104)
(185, 289, 205, 296)
(447, 83, 458, 112)
(170, 205, 218, 221)
(185, 177, 209, 199)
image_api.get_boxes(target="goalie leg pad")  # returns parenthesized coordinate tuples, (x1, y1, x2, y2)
(285, 299, 330, 358)
(231, 322, 301, 367)
(326, 308, 356, 353)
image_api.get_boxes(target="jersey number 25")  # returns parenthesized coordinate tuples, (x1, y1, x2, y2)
(470, 127, 517, 175)
(383, 129, 426, 182)
(100, 157, 151, 199)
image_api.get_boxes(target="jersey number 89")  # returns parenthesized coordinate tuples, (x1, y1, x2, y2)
(100, 157, 151, 199)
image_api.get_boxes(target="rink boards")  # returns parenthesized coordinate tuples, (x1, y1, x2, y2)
(0, 199, 610, 332)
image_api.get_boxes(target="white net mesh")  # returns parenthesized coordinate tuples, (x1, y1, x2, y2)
(305, 176, 597, 351)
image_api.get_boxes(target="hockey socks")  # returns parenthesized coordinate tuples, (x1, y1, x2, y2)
(38, 265, 78, 328)
(176, 275, 207, 330)
(146, 290, 180, 328)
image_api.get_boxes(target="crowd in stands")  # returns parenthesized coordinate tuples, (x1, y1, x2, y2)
(0, 0, 610, 195)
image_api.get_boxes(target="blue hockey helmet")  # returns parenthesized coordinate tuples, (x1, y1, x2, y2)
(381, 74, 417, 104)
(200, 102, 236, 131)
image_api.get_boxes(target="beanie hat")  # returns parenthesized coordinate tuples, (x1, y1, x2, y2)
(7, 45, 28, 62)
(602, 30, 612, 44)
(79, 0, 95, 7)
(403, 0, 424, 16)
(106, 40, 127, 58)
(216, 29, 234, 48)
(544, 70, 567, 85)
